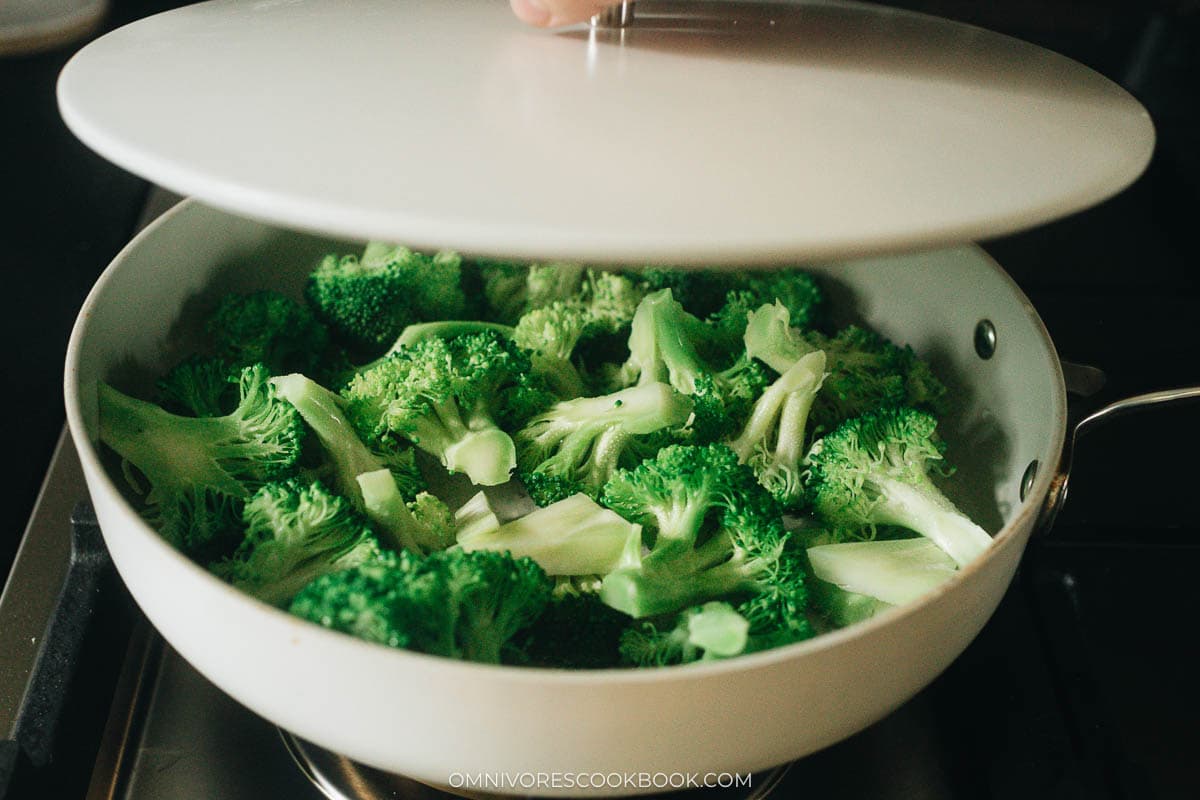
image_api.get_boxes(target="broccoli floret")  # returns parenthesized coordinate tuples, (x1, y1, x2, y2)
(289, 548, 553, 664)
(745, 303, 946, 433)
(512, 301, 589, 397)
(269, 374, 452, 554)
(582, 269, 645, 336)
(305, 244, 466, 356)
(619, 601, 750, 667)
(634, 268, 734, 319)
(478, 259, 586, 324)
(804, 407, 991, 567)
(510, 593, 632, 669)
(211, 479, 382, 605)
(726, 351, 826, 508)
(514, 383, 694, 503)
(98, 364, 304, 557)
(457, 493, 643, 577)
(206, 291, 331, 376)
(156, 355, 238, 417)
(598, 445, 810, 641)
(708, 271, 825, 346)
(342, 331, 548, 486)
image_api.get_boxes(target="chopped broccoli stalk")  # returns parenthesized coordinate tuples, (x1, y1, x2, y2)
(805, 537, 958, 606)
(212, 479, 382, 605)
(727, 351, 826, 508)
(805, 407, 991, 567)
(620, 602, 750, 666)
(510, 593, 632, 669)
(453, 491, 501, 541)
(341, 331, 549, 486)
(598, 445, 808, 634)
(457, 493, 643, 577)
(156, 355, 237, 417)
(515, 382, 694, 503)
(289, 549, 552, 664)
(306, 244, 467, 356)
(206, 291, 331, 376)
(809, 578, 894, 628)
(98, 364, 303, 558)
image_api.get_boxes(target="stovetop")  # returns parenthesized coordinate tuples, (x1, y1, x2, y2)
(3, 1, 1199, 799)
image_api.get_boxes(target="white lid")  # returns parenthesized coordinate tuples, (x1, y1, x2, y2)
(57, 0, 1154, 265)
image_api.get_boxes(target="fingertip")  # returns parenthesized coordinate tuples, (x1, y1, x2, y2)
(510, 0, 553, 28)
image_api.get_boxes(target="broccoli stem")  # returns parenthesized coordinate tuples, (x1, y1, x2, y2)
(442, 428, 517, 486)
(728, 351, 825, 463)
(457, 493, 642, 576)
(356, 468, 426, 553)
(870, 479, 992, 567)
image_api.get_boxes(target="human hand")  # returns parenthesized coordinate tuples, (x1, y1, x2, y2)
(509, 0, 616, 27)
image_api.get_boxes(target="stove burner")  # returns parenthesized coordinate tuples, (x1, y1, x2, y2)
(279, 731, 790, 800)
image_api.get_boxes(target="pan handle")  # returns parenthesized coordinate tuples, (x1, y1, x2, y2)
(1035, 363, 1200, 533)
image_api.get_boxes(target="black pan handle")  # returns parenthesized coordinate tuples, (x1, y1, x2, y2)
(1035, 363, 1200, 534)
(0, 433, 110, 798)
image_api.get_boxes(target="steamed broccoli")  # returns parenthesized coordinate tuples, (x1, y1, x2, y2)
(98, 364, 304, 558)
(804, 407, 991, 567)
(619, 601, 750, 666)
(206, 291, 332, 376)
(289, 548, 553, 664)
(708, 270, 825, 346)
(156, 355, 237, 417)
(269, 373, 453, 554)
(512, 301, 590, 397)
(745, 303, 946, 433)
(511, 592, 633, 669)
(634, 268, 735, 319)
(305, 244, 466, 356)
(514, 383, 694, 504)
(342, 331, 550, 486)
(212, 479, 382, 605)
(726, 351, 826, 508)
(479, 260, 586, 324)
(456, 493, 643, 577)
(598, 444, 810, 646)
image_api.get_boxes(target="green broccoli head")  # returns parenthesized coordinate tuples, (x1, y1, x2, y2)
(708, 270, 825, 346)
(804, 407, 991, 567)
(512, 592, 633, 669)
(206, 291, 331, 376)
(619, 601, 751, 667)
(598, 444, 805, 622)
(512, 301, 590, 397)
(306, 244, 466, 356)
(99, 364, 304, 558)
(634, 268, 736, 319)
(289, 548, 553, 664)
(156, 355, 238, 417)
(342, 331, 549, 486)
(212, 479, 382, 606)
(478, 259, 586, 324)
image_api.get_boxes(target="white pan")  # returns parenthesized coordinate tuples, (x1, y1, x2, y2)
(63, 199, 1196, 796)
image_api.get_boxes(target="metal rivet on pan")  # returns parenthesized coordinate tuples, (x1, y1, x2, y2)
(974, 319, 997, 359)
(1020, 460, 1039, 502)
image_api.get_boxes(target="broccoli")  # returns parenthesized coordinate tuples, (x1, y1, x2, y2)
(619, 601, 751, 666)
(478, 259, 586, 324)
(707, 270, 825, 347)
(269, 374, 453, 554)
(288, 548, 553, 664)
(341, 331, 550, 486)
(598, 444, 810, 641)
(98, 364, 304, 557)
(206, 291, 332, 377)
(453, 491, 501, 541)
(726, 351, 826, 508)
(805, 536, 958, 608)
(615, 289, 769, 441)
(509, 592, 633, 669)
(456, 493, 643, 577)
(634, 268, 735, 319)
(512, 301, 589, 397)
(305, 244, 467, 356)
(514, 383, 694, 504)
(156, 355, 238, 417)
(211, 479, 382, 605)
(745, 303, 946, 433)
(804, 407, 992, 567)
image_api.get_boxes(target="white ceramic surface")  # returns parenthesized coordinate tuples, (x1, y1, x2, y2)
(57, 0, 1152, 265)
(64, 201, 1066, 796)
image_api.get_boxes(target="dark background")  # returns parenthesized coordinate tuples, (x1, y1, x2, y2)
(1, 1, 1197, 798)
